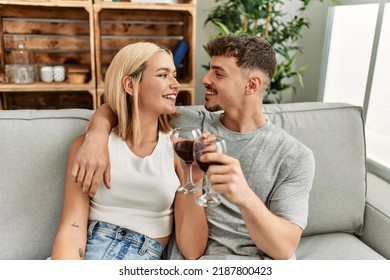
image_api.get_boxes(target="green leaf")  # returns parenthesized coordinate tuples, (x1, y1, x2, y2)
(213, 20, 232, 35)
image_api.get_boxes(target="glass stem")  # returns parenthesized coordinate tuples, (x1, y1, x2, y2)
(203, 175, 210, 194)
(186, 163, 193, 185)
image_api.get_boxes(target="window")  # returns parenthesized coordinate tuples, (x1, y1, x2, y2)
(365, 4, 390, 169)
(320, 1, 390, 182)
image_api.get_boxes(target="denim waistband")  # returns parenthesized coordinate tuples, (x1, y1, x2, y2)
(88, 220, 165, 256)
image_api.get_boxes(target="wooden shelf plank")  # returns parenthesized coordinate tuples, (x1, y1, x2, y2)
(0, 82, 94, 92)
(0, 1, 92, 8)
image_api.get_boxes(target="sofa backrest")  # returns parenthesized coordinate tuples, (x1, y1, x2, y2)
(263, 102, 366, 236)
(0, 109, 93, 260)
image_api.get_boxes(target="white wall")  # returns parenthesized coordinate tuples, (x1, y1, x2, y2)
(194, 1, 336, 104)
(194, 1, 218, 105)
(293, 0, 336, 102)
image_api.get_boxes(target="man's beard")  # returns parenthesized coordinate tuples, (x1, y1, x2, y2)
(205, 104, 222, 112)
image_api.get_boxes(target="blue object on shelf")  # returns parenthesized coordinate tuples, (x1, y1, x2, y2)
(173, 41, 189, 68)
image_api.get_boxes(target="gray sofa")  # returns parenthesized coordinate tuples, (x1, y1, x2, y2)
(1, 102, 389, 260)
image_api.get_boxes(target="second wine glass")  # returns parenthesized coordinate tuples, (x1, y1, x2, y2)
(171, 127, 202, 194)
(193, 134, 226, 207)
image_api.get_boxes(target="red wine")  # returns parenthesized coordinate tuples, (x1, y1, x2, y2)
(173, 140, 194, 163)
(195, 153, 221, 172)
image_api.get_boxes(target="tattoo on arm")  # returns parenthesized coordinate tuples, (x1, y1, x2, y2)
(78, 248, 84, 259)
(70, 223, 84, 259)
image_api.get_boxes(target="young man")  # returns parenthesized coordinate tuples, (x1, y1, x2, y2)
(71, 34, 315, 260)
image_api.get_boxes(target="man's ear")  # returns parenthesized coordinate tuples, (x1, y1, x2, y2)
(122, 75, 133, 96)
(245, 76, 262, 95)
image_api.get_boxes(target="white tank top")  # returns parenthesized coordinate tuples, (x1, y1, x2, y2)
(89, 132, 180, 238)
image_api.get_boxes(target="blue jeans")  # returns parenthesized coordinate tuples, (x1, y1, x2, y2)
(84, 220, 165, 260)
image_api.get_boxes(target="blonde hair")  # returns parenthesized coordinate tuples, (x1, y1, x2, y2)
(104, 42, 177, 142)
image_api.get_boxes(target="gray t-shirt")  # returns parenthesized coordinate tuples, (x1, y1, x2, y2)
(169, 106, 315, 259)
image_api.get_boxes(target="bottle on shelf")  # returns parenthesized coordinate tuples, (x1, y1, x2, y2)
(5, 38, 38, 84)
(11, 40, 32, 65)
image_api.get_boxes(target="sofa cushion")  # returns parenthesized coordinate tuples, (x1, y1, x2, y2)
(0, 109, 93, 260)
(360, 173, 390, 259)
(296, 233, 385, 260)
(263, 102, 366, 236)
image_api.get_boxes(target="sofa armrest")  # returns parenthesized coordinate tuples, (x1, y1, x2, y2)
(360, 173, 390, 259)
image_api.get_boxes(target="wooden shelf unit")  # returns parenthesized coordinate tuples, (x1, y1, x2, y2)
(94, 1, 196, 107)
(0, 0, 96, 109)
(0, 0, 196, 110)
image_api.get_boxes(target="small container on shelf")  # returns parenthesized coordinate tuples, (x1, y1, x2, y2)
(5, 64, 38, 84)
(53, 66, 66, 82)
(67, 66, 90, 84)
(40, 66, 54, 83)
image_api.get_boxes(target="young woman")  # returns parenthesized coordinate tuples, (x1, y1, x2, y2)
(51, 42, 207, 260)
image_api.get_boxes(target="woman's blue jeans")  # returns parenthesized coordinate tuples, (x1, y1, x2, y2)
(84, 220, 165, 260)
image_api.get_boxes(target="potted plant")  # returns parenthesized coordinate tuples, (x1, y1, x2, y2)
(204, 0, 339, 103)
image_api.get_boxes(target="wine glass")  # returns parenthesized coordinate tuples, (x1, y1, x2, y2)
(193, 134, 226, 207)
(171, 127, 202, 194)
